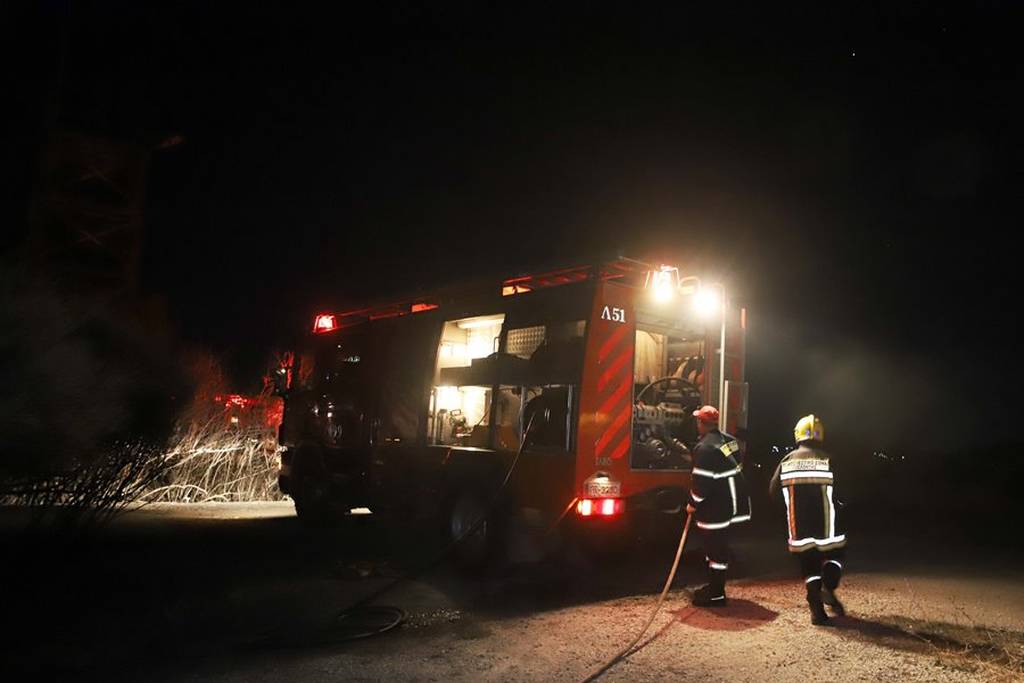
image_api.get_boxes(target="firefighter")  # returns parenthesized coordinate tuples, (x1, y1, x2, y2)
(686, 405, 751, 606)
(768, 414, 847, 625)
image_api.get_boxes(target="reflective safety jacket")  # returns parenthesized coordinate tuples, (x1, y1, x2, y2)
(768, 444, 847, 553)
(688, 429, 752, 530)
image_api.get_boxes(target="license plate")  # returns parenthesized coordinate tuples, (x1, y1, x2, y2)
(585, 480, 621, 497)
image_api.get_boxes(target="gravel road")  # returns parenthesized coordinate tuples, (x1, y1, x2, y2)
(4, 502, 1021, 681)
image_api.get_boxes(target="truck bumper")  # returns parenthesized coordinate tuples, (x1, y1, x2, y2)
(573, 487, 688, 549)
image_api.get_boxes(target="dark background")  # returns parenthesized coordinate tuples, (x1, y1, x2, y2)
(6, 1, 1022, 457)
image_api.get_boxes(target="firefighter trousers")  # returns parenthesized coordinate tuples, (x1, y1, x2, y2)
(699, 526, 732, 591)
(798, 548, 844, 600)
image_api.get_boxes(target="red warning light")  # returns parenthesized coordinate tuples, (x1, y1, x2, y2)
(313, 314, 338, 333)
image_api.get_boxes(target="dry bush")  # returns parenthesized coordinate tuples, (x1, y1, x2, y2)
(1, 265, 285, 510)
(1, 441, 172, 530)
(139, 415, 282, 503)
(137, 352, 284, 503)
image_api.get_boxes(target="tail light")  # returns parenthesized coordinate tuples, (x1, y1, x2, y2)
(576, 498, 624, 518)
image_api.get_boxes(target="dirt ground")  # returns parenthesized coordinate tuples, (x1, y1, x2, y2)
(3, 502, 1022, 682)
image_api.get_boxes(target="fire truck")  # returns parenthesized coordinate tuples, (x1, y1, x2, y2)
(275, 257, 747, 564)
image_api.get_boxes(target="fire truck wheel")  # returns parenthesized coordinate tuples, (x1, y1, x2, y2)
(292, 481, 327, 524)
(293, 473, 333, 526)
(445, 491, 499, 571)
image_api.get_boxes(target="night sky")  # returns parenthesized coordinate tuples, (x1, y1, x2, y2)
(9, 2, 1023, 455)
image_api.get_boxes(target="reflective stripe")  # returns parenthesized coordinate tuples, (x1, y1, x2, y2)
(693, 466, 742, 479)
(697, 519, 731, 530)
(729, 477, 738, 516)
(690, 492, 705, 503)
(805, 575, 822, 584)
(781, 478, 834, 486)
(789, 534, 847, 547)
(826, 485, 836, 539)
(731, 514, 751, 523)
(709, 561, 728, 570)
(782, 487, 795, 541)
(708, 596, 726, 601)
(822, 484, 830, 538)
(781, 457, 830, 473)
(781, 471, 833, 482)
(825, 560, 843, 570)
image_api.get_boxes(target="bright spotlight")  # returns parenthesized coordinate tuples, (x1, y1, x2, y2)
(653, 277, 673, 301)
(648, 265, 678, 302)
(694, 288, 721, 317)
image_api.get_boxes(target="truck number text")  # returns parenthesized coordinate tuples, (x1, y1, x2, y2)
(601, 306, 626, 323)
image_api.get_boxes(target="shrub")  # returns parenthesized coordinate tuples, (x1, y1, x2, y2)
(137, 354, 284, 503)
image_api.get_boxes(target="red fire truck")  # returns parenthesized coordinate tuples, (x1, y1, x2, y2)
(275, 257, 747, 564)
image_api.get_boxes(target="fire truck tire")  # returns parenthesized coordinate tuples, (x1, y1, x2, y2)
(444, 490, 501, 571)
(292, 450, 334, 526)
(293, 476, 333, 526)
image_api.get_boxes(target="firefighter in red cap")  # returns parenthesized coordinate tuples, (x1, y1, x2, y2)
(686, 405, 751, 606)
(768, 414, 847, 625)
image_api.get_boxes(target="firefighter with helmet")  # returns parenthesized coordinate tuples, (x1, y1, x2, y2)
(769, 414, 847, 625)
(686, 405, 751, 606)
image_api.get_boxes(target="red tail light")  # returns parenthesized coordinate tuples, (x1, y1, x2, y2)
(576, 498, 624, 518)
(313, 313, 338, 333)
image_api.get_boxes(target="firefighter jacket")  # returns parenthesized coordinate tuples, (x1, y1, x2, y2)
(768, 444, 847, 553)
(688, 429, 751, 530)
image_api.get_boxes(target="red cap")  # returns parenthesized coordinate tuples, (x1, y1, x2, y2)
(692, 405, 720, 423)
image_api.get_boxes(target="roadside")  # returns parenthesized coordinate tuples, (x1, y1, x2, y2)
(2, 503, 1021, 681)
(146, 572, 1024, 682)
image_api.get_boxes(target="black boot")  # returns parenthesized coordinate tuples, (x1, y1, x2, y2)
(808, 597, 829, 625)
(821, 587, 845, 616)
(692, 583, 727, 607)
(806, 577, 829, 625)
(821, 560, 845, 616)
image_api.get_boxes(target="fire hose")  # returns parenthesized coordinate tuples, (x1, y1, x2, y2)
(328, 496, 582, 644)
(327, 414, 695, 659)
(581, 509, 694, 682)
(259, 410, 696, 667)
(282, 414, 545, 646)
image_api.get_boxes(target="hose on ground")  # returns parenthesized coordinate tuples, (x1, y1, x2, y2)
(326, 414, 545, 643)
(333, 605, 407, 641)
(581, 510, 693, 682)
